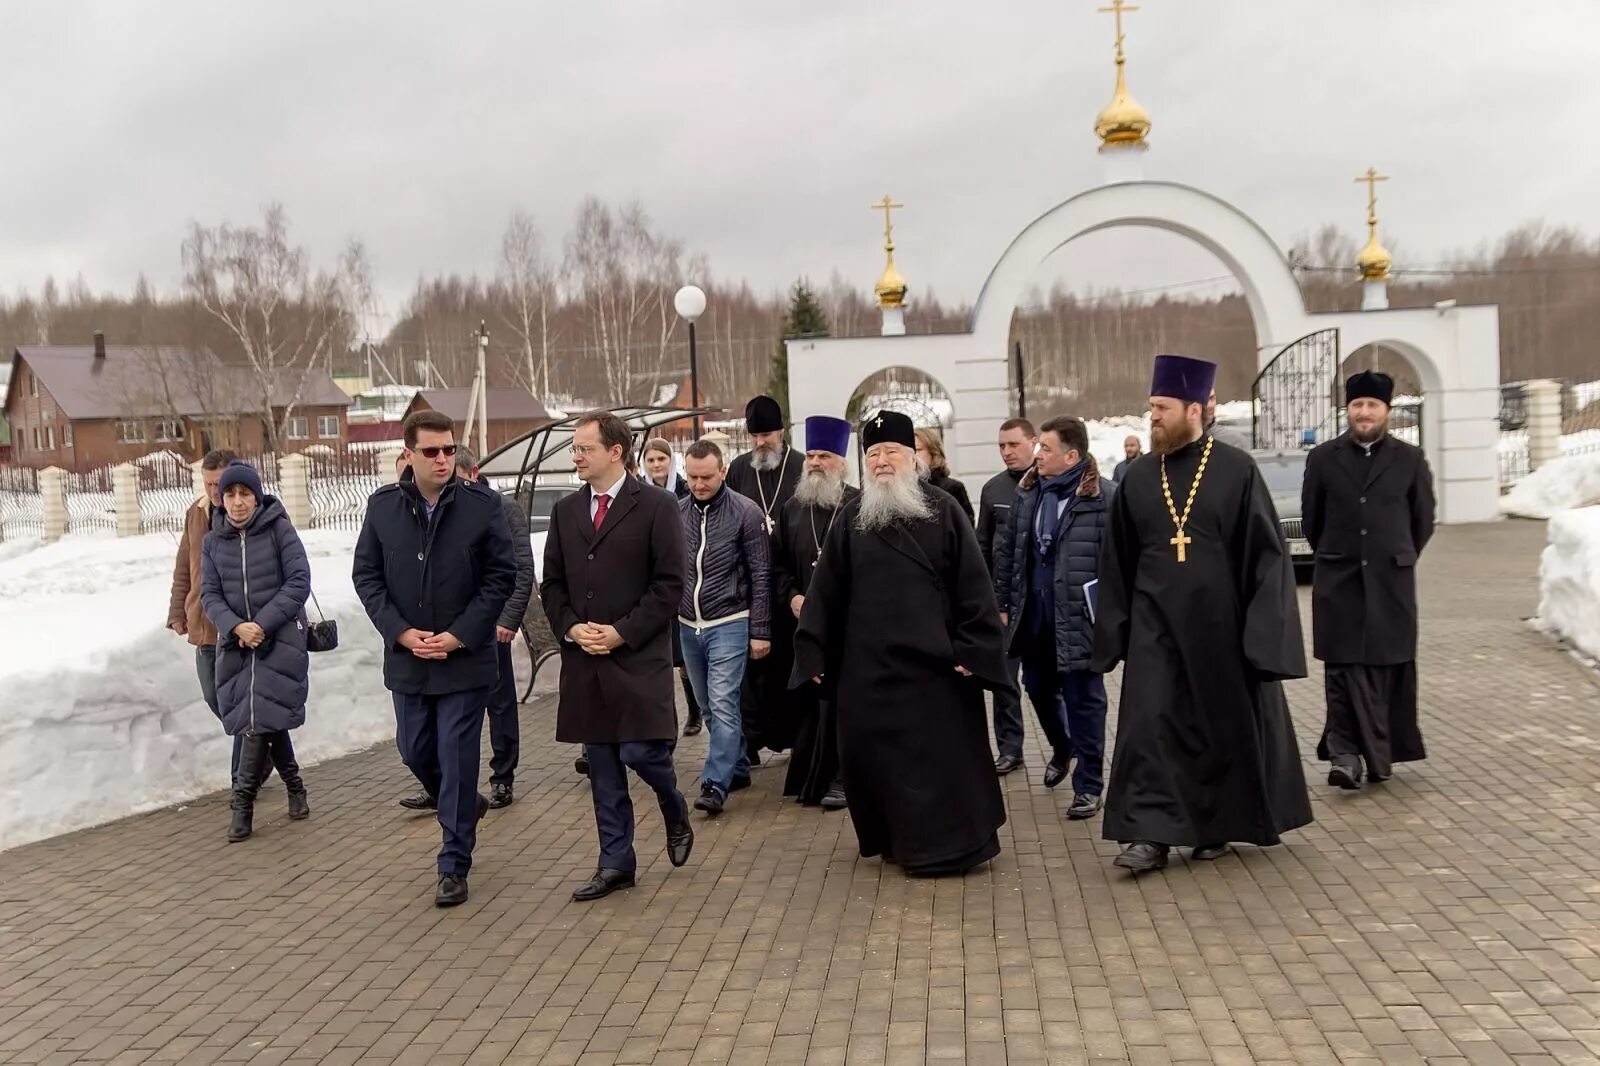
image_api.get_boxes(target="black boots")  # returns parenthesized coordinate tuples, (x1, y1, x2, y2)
(269, 732, 310, 820)
(228, 735, 270, 842)
(230, 732, 309, 841)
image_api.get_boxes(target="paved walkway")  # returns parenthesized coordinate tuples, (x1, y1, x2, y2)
(4, 520, 1600, 1066)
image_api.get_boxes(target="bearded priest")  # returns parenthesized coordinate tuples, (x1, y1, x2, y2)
(774, 415, 860, 809)
(792, 410, 1009, 876)
(1091, 354, 1313, 873)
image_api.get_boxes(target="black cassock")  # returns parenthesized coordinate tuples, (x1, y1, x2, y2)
(1091, 437, 1313, 848)
(727, 446, 804, 752)
(772, 488, 859, 804)
(792, 486, 1010, 874)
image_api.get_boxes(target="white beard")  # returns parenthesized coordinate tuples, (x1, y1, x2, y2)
(915, 456, 932, 481)
(751, 445, 782, 472)
(856, 466, 933, 532)
(793, 469, 845, 511)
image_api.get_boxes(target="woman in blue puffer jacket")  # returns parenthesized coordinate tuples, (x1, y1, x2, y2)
(200, 461, 313, 842)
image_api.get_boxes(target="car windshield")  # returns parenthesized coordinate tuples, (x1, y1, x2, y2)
(1253, 455, 1306, 494)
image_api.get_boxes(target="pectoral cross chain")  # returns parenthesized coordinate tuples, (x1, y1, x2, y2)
(1169, 529, 1191, 563)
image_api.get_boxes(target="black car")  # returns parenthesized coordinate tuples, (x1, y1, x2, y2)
(1251, 450, 1313, 573)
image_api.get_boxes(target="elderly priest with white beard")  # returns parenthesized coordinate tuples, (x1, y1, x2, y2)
(792, 410, 1010, 876)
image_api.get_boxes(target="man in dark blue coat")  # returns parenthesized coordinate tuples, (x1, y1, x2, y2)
(353, 410, 517, 907)
(994, 415, 1114, 820)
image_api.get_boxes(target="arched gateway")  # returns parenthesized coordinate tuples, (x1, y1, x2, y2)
(786, 179, 1501, 524)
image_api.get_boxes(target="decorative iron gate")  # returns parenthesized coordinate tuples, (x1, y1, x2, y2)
(1251, 328, 1341, 451)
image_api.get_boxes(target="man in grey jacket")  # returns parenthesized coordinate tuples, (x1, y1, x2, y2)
(679, 439, 772, 816)
(461, 449, 535, 808)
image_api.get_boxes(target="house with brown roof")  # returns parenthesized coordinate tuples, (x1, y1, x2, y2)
(402, 387, 555, 455)
(4, 334, 353, 470)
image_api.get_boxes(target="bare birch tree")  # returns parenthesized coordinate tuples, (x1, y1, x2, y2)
(497, 210, 560, 397)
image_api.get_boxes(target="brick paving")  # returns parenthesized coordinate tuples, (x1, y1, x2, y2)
(3, 519, 1600, 1065)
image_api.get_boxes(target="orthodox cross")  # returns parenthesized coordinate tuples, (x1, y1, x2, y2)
(1098, 0, 1139, 62)
(871, 196, 903, 252)
(1355, 166, 1389, 231)
(1169, 529, 1191, 563)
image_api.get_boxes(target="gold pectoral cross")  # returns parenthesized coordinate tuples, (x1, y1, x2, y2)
(1170, 529, 1192, 563)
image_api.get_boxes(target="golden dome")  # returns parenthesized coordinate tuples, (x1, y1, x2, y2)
(1095, 60, 1151, 146)
(1357, 232, 1392, 281)
(875, 255, 907, 309)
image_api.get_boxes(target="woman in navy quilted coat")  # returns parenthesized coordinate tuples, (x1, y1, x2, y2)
(200, 462, 313, 842)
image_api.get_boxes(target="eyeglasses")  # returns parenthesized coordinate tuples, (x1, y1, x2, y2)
(413, 445, 458, 459)
(570, 444, 603, 457)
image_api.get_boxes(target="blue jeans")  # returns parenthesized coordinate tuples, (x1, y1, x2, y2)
(393, 688, 488, 876)
(680, 618, 750, 797)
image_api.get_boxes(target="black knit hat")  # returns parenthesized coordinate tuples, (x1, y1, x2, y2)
(745, 395, 784, 433)
(1345, 370, 1394, 406)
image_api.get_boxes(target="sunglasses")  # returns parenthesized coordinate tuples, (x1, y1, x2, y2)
(413, 445, 459, 459)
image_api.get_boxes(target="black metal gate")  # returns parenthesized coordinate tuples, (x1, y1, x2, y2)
(1251, 328, 1341, 451)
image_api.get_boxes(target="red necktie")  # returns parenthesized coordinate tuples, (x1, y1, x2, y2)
(593, 493, 610, 532)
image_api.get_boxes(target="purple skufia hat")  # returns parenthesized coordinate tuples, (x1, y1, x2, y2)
(1150, 354, 1217, 406)
(804, 415, 852, 457)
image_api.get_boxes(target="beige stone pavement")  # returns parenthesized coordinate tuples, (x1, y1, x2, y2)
(2, 519, 1600, 1065)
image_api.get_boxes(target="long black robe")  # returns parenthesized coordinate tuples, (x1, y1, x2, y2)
(792, 485, 1010, 874)
(772, 487, 860, 803)
(1090, 437, 1313, 848)
(727, 445, 803, 751)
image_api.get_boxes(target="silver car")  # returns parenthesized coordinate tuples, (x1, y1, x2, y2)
(1251, 450, 1313, 572)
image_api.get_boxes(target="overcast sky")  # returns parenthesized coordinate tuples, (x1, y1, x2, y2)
(2, 1, 1596, 329)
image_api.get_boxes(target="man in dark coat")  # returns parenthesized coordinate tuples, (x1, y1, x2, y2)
(994, 416, 1113, 820)
(775, 415, 859, 809)
(725, 395, 803, 761)
(1113, 435, 1142, 484)
(975, 418, 1035, 774)
(353, 410, 518, 907)
(1303, 370, 1436, 789)
(792, 411, 1009, 876)
(1092, 355, 1312, 873)
(446, 448, 536, 810)
(542, 411, 693, 902)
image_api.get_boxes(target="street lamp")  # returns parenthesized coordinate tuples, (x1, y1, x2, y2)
(471, 320, 490, 457)
(674, 285, 707, 437)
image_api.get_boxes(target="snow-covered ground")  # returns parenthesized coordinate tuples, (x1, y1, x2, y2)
(0, 529, 393, 852)
(1538, 506, 1600, 662)
(1502, 453, 1600, 519)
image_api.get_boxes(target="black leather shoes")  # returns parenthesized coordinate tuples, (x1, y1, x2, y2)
(994, 754, 1024, 776)
(399, 790, 437, 811)
(820, 786, 847, 811)
(1113, 841, 1170, 872)
(1066, 793, 1102, 820)
(1042, 759, 1069, 789)
(682, 718, 703, 737)
(666, 821, 694, 867)
(436, 874, 469, 907)
(489, 783, 514, 809)
(287, 790, 310, 820)
(575, 754, 590, 776)
(1328, 763, 1362, 790)
(693, 785, 725, 816)
(475, 793, 490, 822)
(1191, 843, 1231, 861)
(572, 867, 636, 902)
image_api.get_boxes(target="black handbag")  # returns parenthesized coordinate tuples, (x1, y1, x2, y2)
(305, 589, 339, 653)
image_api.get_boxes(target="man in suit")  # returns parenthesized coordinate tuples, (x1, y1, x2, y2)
(353, 410, 518, 907)
(974, 418, 1034, 775)
(1303, 370, 1436, 789)
(542, 411, 694, 902)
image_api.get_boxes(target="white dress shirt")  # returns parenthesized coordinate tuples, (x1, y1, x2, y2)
(589, 470, 629, 524)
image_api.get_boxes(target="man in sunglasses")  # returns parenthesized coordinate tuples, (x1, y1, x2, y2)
(354, 410, 518, 908)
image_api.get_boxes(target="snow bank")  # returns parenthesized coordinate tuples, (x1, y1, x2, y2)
(1500, 452, 1600, 519)
(1537, 506, 1600, 662)
(0, 530, 394, 852)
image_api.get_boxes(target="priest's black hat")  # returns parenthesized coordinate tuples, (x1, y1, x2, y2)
(860, 409, 916, 450)
(1150, 354, 1217, 406)
(745, 395, 785, 433)
(1345, 370, 1394, 406)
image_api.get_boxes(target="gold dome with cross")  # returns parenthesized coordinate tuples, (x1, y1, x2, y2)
(1094, 0, 1151, 146)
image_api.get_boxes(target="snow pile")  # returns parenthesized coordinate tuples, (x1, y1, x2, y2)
(0, 530, 394, 852)
(1537, 506, 1600, 661)
(1500, 452, 1600, 519)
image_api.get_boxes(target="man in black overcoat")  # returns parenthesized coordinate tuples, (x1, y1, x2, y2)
(1303, 370, 1437, 789)
(542, 411, 694, 902)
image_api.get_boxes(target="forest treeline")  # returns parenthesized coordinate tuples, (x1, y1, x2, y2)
(3, 201, 1597, 421)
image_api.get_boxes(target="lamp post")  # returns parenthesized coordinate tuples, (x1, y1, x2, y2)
(472, 320, 490, 457)
(673, 285, 707, 437)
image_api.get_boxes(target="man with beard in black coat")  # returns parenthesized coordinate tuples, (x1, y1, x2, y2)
(1303, 370, 1436, 789)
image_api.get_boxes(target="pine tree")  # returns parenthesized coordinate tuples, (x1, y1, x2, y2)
(769, 278, 828, 420)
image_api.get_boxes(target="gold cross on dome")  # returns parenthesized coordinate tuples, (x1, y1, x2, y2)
(1098, 0, 1140, 62)
(1355, 166, 1389, 225)
(871, 196, 903, 249)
